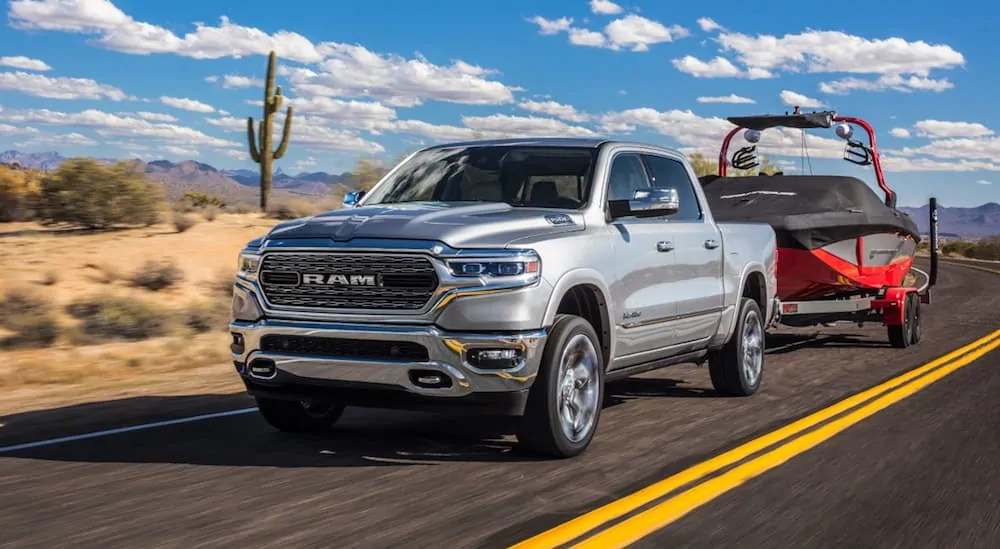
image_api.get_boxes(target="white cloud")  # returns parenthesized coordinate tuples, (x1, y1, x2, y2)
(717, 29, 964, 75)
(462, 114, 598, 137)
(0, 55, 52, 71)
(8, 1, 519, 108)
(18, 132, 97, 147)
(976, 179, 992, 185)
(529, 13, 689, 52)
(913, 120, 993, 139)
(892, 137, 1000, 162)
(697, 17, 723, 32)
(114, 111, 178, 122)
(218, 149, 249, 161)
(0, 70, 129, 100)
(889, 128, 911, 138)
(0, 107, 239, 148)
(205, 113, 385, 154)
(221, 74, 264, 89)
(676, 26, 964, 93)
(290, 156, 318, 172)
(8, 1, 324, 63)
(526, 16, 573, 35)
(819, 74, 953, 95)
(204, 75, 218, 83)
(517, 99, 591, 122)
(160, 96, 216, 113)
(283, 96, 398, 130)
(161, 145, 199, 157)
(672, 56, 773, 79)
(280, 45, 518, 107)
(0, 123, 41, 135)
(590, 0, 623, 15)
(779, 90, 825, 108)
(696, 94, 756, 104)
(597, 106, 849, 160)
(881, 156, 1000, 172)
(386, 114, 598, 142)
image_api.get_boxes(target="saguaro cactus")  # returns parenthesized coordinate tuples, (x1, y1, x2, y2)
(247, 50, 293, 212)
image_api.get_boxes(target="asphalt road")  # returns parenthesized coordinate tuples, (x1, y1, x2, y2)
(1, 259, 998, 549)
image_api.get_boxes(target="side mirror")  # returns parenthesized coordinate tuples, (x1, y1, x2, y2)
(342, 190, 366, 208)
(609, 187, 680, 219)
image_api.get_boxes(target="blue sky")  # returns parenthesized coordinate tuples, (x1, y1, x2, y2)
(1, 0, 998, 207)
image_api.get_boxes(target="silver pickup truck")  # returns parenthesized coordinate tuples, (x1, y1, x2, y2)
(229, 137, 778, 458)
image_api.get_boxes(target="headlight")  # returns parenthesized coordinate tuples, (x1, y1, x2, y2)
(446, 252, 540, 281)
(237, 252, 261, 279)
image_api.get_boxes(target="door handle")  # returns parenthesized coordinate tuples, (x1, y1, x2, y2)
(704, 239, 720, 249)
(656, 241, 674, 252)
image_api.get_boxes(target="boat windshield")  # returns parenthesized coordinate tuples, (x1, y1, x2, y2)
(361, 145, 598, 209)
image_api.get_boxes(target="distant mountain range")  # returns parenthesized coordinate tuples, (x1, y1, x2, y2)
(898, 202, 1000, 239)
(0, 149, 355, 206)
(2, 149, 997, 237)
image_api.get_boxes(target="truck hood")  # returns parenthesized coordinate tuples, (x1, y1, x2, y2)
(263, 201, 586, 249)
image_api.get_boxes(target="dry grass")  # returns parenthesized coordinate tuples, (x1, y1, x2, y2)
(0, 212, 280, 398)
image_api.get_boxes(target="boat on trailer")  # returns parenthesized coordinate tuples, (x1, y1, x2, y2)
(699, 107, 940, 348)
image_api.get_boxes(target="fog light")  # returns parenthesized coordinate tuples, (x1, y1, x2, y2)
(230, 333, 245, 354)
(467, 348, 524, 369)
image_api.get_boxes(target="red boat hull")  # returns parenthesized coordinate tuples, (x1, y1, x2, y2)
(776, 233, 918, 301)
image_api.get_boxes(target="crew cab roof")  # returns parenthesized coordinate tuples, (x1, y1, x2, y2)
(419, 136, 683, 156)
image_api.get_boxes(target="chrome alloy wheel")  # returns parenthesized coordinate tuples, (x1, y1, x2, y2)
(556, 333, 600, 443)
(742, 309, 764, 387)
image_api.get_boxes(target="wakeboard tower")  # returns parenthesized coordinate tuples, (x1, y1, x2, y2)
(700, 107, 940, 348)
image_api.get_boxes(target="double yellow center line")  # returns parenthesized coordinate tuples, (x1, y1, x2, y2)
(511, 327, 1000, 549)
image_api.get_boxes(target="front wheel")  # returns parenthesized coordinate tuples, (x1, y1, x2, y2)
(255, 397, 346, 433)
(708, 297, 765, 397)
(516, 314, 605, 459)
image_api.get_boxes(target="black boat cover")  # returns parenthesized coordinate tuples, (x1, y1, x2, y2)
(726, 111, 835, 131)
(700, 174, 921, 249)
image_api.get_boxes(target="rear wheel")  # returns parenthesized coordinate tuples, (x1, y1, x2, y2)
(708, 297, 765, 397)
(255, 397, 346, 432)
(516, 314, 604, 459)
(888, 291, 918, 348)
(909, 293, 922, 345)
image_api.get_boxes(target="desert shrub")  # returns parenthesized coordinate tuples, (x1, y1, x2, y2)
(0, 287, 60, 348)
(181, 301, 231, 333)
(33, 158, 164, 229)
(224, 202, 254, 214)
(0, 164, 43, 222)
(130, 258, 184, 291)
(267, 198, 322, 220)
(66, 295, 168, 340)
(181, 192, 226, 210)
(173, 211, 198, 232)
(968, 237, 1000, 260)
(201, 205, 219, 221)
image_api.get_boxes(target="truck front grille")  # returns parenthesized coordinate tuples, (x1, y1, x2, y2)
(258, 252, 439, 310)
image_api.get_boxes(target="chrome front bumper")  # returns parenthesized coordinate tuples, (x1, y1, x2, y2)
(229, 318, 547, 398)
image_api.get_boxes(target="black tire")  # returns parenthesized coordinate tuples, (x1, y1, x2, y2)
(708, 297, 765, 397)
(888, 292, 917, 348)
(909, 293, 922, 345)
(516, 314, 605, 459)
(255, 397, 346, 433)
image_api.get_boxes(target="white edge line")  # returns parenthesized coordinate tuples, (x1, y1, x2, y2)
(0, 407, 258, 454)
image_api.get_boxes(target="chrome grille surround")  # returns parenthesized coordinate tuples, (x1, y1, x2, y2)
(258, 252, 439, 311)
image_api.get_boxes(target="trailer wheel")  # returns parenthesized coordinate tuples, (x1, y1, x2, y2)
(887, 291, 918, 348)
(908, 292, 922, 345)
(516, 314, 605, 459)
(708, 297, 764, 397)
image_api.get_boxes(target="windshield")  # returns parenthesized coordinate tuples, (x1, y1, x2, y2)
(361, 145, 598, 209)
